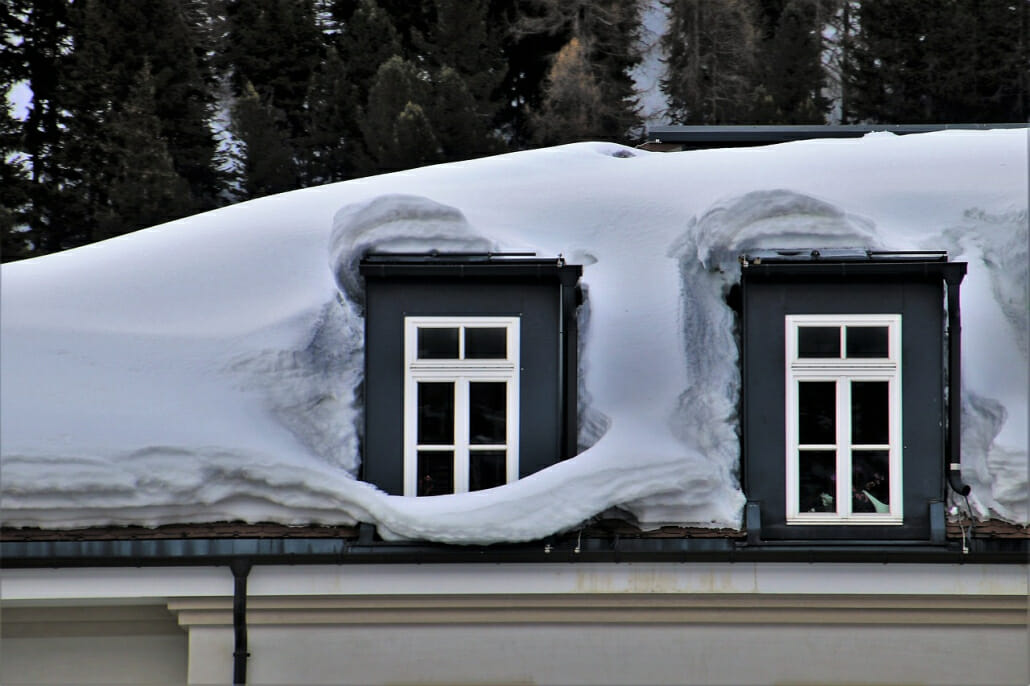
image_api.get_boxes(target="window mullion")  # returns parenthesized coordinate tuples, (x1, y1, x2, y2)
(455, 377, 470, 493)
(838, 376, 851, 517)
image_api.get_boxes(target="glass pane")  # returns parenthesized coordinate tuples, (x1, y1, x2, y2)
(799, 450, 836, 513)
(469, 382, 506, 444)
(846, 326, 889, 358)
(417, 327, 458, 359)
(417, 382, 454, 444)
(851, 381, 889, 444)
(469, 450, 506, 491)
(798, 381, 836, 444)
(798, 326, 840, 358)
(852, 449, 890, 513)
(417, 451, 454, 496)
(465, 327, 507, 359)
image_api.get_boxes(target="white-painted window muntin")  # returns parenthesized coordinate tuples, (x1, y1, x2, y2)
(403, 316, 520, 496)
(785, 314, 903, 524)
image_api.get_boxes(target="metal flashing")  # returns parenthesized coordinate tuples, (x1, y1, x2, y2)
(2, 532, 1025, 568)
(360, 253, 582, 284)
(740, 248, 948, 264)
(647, 123, 1027, 147)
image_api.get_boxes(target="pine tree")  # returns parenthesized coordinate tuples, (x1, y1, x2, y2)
(318, 0, 403, 176)
(750, 0, 828, 123)
(334, 0, 402, 101)
(414, 0, 505, 159)
(224, 0, 322, 194)
(416, 0, 505, 113)
(516, 0, 643, 142)
(361, 56, 441, 172)
(143, 0, 224, 210)
(661, 0, 758, 124)
(530, 37, 607, 144)
(492, 0, 570, 146)
(1, 92, 31, 260)
(67, 0, 221, 211)
(300, 46, 355, 184)
(842, 0, 1028, 123)
(429, 66, 503, 159)
(1, 0, 78, 258)
(232, 81, 300, 197)
(225, 0, 322, 140)
(392, 102, 441, 169)
(95, 63, 194, 241)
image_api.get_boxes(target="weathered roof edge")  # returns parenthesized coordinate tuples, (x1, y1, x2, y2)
(2, 519, 1025, 568)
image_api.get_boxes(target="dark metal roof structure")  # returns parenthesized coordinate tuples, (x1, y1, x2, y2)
(739, 249, 967, 283)
(360, 252, 582, 283)
(645, 123, 1028, 150)
(2, 520, 1026, 568)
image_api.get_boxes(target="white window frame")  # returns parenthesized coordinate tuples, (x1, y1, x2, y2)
(785, 314, 903, 525)
(403, 316, 520, 496)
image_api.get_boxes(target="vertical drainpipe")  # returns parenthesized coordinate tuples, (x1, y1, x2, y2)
(945, 267, 971, 498)
(230, 559, 252, 685)
(558, 265, 581, 459)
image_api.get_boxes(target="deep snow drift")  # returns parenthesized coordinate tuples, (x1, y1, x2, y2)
(2, 130, 1027, 541)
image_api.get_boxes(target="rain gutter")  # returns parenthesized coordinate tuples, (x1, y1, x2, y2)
(944, 270, 972, 498)
(2, 535, 1025, 568)
(230, 559, 251, 686)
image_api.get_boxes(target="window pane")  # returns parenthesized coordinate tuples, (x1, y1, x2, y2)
(417, 327, 458, 359)
(469, 382, 506, 444)
(417, 382, 454, 444)
(846, 326, 889, 358)
(798, 326, 840, 357)
(851, 381, 889, 444)
(852, 449, 890, 513)
(469, 450, 506, 491)
(417, 451, 454, 496)
(465, 327, 507, 359)
(799, 450, 836, 513)
(799, 381, 836, 444)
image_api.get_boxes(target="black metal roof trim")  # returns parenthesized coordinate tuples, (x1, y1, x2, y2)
(360, 253, 582, 283)
(362, 251, 544, 264)
(740, 249, 948, 264)
(2, 535, 1025, 568)
(740, 259, 966, 282)
(648, 123, 1028, 145)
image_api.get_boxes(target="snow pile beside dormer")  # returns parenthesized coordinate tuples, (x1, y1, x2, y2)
(1, 130, 1027, 540)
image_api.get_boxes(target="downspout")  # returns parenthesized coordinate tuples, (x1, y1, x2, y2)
(231, 559, 252, 685)
(945, 269, 971, 498)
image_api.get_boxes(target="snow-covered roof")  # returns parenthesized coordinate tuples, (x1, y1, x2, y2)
(2, 130, 1027, 543)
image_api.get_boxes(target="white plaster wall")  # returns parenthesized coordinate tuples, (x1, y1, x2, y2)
(243, 623, 1028, 686)
(185, 625, 234, 685)
(0, 634, 187, 685)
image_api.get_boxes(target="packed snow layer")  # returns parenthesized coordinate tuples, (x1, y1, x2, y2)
(2, 130, 1027, 540)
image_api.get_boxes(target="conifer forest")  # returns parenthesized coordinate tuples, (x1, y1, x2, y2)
(2, 0, 1027, 260)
